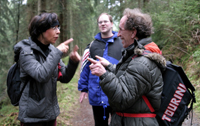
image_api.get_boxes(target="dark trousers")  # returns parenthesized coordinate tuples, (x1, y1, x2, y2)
(20, 119, 56, 126)
(92, 106, 112, 126)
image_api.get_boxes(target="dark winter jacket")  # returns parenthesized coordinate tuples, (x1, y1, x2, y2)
(14, 37, 79, 123)
(99, 40, 166, 126)
(78, 31, 123, 106)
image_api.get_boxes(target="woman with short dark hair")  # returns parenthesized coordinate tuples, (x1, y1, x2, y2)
(14, 12, 81, 126)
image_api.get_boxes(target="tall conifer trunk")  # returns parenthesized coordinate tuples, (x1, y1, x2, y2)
(38, 0, 46, 14)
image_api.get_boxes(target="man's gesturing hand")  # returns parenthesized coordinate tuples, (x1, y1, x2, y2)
(57, 38, 73, 53)
(87, 58, 106, 77)
(95, 55, 110, 67)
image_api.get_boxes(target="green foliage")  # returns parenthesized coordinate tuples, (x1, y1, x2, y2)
(191, 48, 200, 79)
(0, 97, 20, 125)
(0, 0, 32, 95)
(148, 0, 200, 61)
(0, 0, 16, 94)
(194, 89, 200, 112)
(193, 50, 200, 62)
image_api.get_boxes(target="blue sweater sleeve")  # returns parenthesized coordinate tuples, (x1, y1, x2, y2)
(78, 62, 90, 92)
(78, 44, 91, 92)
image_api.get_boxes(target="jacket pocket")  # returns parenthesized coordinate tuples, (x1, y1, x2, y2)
(26, 97, 47, 118)
(29, 79, 45, 102)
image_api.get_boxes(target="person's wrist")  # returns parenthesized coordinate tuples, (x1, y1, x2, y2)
(105, 64, 111, 70)
(100, 71, 108, 80)
(69, 58, 79, 64)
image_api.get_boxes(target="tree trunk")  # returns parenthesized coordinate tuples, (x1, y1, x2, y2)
(119, 0, 124, 18)
(58, 0, 68, 45)
(38, 0, 46, 14)
(27, 0, 37, 22)
(69, 4, 73, 52)
(138, 0, 141, 8)
(16, 1, 21, 43)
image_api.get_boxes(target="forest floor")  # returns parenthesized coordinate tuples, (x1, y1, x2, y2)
(68, 92, 200, 126)
(69, 94, 94, 126)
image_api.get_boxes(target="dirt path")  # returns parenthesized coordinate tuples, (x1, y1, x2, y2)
(69, 93, 94, 126)
(182, 112, 200, 126)
(69, 97, 200, 126)
(69, 94, 200, 126)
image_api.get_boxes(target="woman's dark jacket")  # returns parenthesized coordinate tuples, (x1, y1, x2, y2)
(99, 40, 166, 126)
(14, 37, 79, 123)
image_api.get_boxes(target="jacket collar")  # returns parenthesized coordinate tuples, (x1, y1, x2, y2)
(138, 37, 152, 46)
(121, 39, 166, 71)
(94, 31, 118, 43)
(29, 37, 54, 58)
(122, 39, 145, 56)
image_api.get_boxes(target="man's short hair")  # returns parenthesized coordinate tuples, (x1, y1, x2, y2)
(97, 13, 113, 23)
(123, 8, 153, 39)
(28, 13, 59, 41)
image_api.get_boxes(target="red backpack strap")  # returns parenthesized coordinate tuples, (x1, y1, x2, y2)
(116, 96, 156, 118)
(116, 112, 156, 118)
(142, 95, 155, 113)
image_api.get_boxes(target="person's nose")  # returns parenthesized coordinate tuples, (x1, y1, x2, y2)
(56, 29, 60, 34)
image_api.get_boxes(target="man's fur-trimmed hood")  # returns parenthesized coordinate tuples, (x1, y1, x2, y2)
(134, 44, 166, 72)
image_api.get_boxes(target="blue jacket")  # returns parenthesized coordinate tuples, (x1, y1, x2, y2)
(78, 31, 123, 106)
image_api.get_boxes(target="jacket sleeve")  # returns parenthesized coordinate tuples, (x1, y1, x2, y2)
(19, 46, 63, 83)
(78, 45, 91, 92)
(99, 59, 154, 111)
(59, 58, 79, 83)
(78, 62, 90, 92)
(105, 63, 116, 73)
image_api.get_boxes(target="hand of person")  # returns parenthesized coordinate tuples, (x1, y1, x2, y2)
(87, 58, 106, 77)
(57, 38, 73, 53)
(70, 45, 81, 63)
(79, 92, 88, 103)
(95, 55, 110, 67)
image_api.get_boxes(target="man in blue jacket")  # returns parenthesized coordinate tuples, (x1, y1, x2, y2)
(78, 13, 123, 126)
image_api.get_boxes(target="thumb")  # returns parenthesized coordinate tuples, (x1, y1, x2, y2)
(63, 38, 73, 45)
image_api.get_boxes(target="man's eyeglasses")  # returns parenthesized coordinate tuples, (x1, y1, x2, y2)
(98, 20, 109, 24)
(51, 26, 60, 31)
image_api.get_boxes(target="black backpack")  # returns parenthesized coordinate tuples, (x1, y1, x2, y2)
(7, 50, 39, 106)
(133, 48, 196, 126)
(7, 61, 26, 106)
(155, 61, 196, 126)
